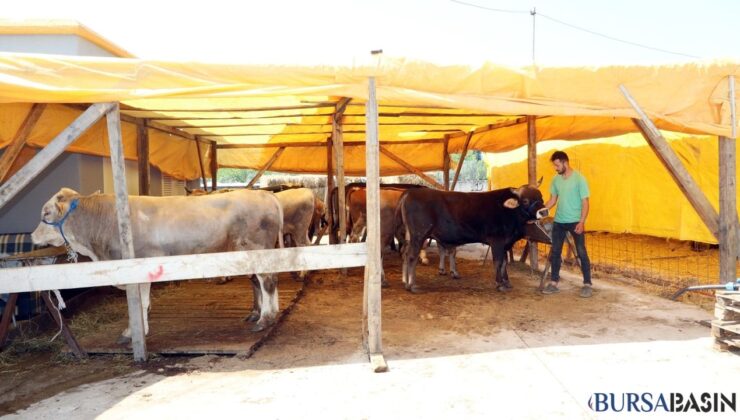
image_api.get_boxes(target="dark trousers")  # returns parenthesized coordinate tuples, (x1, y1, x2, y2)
(550, 222, 592, 285)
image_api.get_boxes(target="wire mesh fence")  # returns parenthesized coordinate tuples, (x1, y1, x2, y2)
(514, 232, 736, 297)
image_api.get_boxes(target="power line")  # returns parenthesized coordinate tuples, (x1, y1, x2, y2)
(450, 1, 702, 60)
(537, 12, 702, 59)
(449, 0, 528, 15)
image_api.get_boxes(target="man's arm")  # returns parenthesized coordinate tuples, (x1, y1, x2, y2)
(575, 198, 589, 234)
(544, 195, 558, 210)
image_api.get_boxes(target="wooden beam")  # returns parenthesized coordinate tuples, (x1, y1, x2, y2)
(720, 75, 738, 281)
(333, 98, 351, 258)
(106, 103, 147, 361)
(195, 138, 208, 190)
(379, 145, 445, 190)
(527, 116, 539, 271)
(326, 137, 336, 244)
(447, 117, 529, 141)
(363, 77, 385, 367)
(0, 103, 114, 211)
(210, 141, 218, 192)
(245, 147, 286, 188)
(0, 243, 368, 294)
(620, 85, 720, 240)
(0, 104, 46, 182)
(443, 136, 450, 190)
(123, 102, 337, 113)
(136, 124, 150, 196)
(216, 139, 446, 149)
(451, 131, 474, 191)
(0, 293, 18, 350)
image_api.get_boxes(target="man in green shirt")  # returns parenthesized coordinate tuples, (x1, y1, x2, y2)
(541, 151, 593, 298)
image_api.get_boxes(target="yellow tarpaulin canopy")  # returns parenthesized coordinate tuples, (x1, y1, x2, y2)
(485, 133, 736, 244)
(0, 53, 737, 179)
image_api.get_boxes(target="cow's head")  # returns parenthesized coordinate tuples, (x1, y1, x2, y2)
(508, 178, 545, 220)
(31, 188, 81, 246)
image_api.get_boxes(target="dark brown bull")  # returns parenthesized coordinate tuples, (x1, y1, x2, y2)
(399, 184, 545, 293)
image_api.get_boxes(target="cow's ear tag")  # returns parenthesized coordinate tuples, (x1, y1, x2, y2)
(504, 198, 519, 209)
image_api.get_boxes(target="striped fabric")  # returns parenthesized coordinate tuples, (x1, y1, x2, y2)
(0, 233, 40, 255)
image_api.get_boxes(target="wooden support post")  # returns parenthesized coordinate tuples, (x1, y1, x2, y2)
(620, 85, 720, 240)
(136, 123, 150, 196)
(379, 145, 445, 190)
(527, 115, 539, 271)
(720, 75, 738, 283)
(246, 147, 286, 189)
(0, 104, 45, 182)
(443, 136, 451, 190)
(195, 138, 208, 191)
(451, 131, 474, 191)
(326, 138, 336, 244)
(363, 77, 387, 372)
(0, 103, 114, 210)
(40, 291, 86, 358)
(106, 103, 147, 362)
(210, 141, 218, 192)
(333, 98, 351, 273)
(0, 293, 18, 350)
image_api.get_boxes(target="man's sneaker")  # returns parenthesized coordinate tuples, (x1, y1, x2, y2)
(542, 283, 560, 295)
(580, 285, 593, 298)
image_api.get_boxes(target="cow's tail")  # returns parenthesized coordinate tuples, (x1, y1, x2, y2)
(272, 193, 285, 249)
(396, 191, 410, 253)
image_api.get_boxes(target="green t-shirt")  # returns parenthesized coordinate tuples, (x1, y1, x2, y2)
(550, 170, 590, 223)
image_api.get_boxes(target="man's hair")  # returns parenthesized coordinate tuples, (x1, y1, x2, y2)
(550, 151, 569, 162)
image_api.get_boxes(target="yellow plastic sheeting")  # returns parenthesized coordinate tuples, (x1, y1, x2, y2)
(0, 53, 738, 178)
(0, 103, 210, 180)
(218, 142, 445, 176)
(485, 133, 736, 244)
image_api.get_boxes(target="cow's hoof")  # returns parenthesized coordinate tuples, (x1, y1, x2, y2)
(381, 280, 390, 288)
(497, 284, 513, 292)
(250, 323, 267, 332)
(116, 334, 132, 346)
(438, 269, 447, 276)
(244, 311, 260, 323)
(420, 258, 430, 265)
(216, 277, 231, 285)
(409, 286, 423, 294)
(451, 272, 461, 280)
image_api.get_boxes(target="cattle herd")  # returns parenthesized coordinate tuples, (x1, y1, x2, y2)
(30, 180, 545, 344)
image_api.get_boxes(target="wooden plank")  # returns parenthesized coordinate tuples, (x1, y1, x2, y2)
(195, 137, 208, 190)
(333, 98, 351, 258)
(0, 102, 114, 211)
(364, 77, 384, 360)
(124, 102, 337, 113)
(246, 147, 286, 188)
(451, 131, 474, 191)
(326, 137, 335, 244)
(443, 136, 450, 190)
(210, 141, 218, 191)
(379, 145, 445, 190)
(0, 103, 46, 182)
(107, 104, 147, 361)
(620, 85, 720, 240)
(136, 123, 150, 196)
(215, 139, 446, 149)
(0, 243, 368, 294)
(41, 291, 86, 358)
(527, 116, 539, 271)
(719, 134, 737, 284)
(446, 117, 530, 141)
(0, 293, 18, 350)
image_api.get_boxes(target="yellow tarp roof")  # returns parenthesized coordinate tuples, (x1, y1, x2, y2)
(0, 53, 737, 179)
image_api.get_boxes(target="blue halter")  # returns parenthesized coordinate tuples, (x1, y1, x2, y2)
(42, 198, 79, 246)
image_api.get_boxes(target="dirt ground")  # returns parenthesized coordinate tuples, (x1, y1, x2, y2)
(1, 245, 738, 419)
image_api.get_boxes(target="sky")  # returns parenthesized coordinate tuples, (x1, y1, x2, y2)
(3, 0, 738, 67)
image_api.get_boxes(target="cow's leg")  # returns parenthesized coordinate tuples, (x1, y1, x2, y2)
(438, 245, 447, 276)
(117, 283, 151, 345)
(405, 237, 424, 293)
(448, 246, 460, 279)
(245, 274, 262, 323)
(295, 232, 312, 282)
(252, 273, 279, 332)
(491, 243, 511, 292)
(419, 239, 430, 265)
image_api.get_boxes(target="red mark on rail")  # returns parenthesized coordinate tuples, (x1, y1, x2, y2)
(148, 265, 164, 282)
